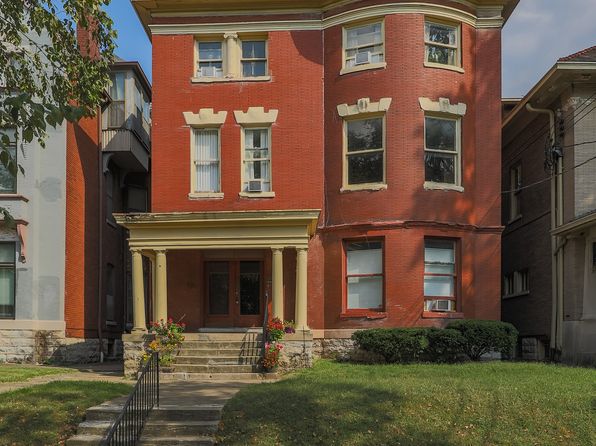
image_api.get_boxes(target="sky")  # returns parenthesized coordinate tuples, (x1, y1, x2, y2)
(105, 0, 596, 99)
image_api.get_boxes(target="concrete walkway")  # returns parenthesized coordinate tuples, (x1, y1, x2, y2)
(0, 362, 133, 394)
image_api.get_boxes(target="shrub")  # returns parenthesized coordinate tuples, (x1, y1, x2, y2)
(446, 320, 518, 361)
(424, 328, 466, 363)
(352, 328, 429, 363)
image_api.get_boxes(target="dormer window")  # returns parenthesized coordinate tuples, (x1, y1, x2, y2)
(197, 41, 224, 78)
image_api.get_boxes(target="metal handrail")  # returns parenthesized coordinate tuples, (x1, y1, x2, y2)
(102, 352, 159, 445)
(261, 292, 270, 362)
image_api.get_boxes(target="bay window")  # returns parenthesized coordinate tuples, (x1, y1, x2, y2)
(424, 239, 457, 312)
(346, 240, 383, 310)
(424, 116, 460, 185)
(424, 20, 461, 68)
(108, 72, 125, 127)
(343, 21, 384, 72)
(345, 117, 385, 186)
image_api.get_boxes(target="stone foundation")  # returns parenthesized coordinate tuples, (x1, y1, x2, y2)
(313, 337, 383, 363)
(0, 329, 122, 364)
(279, 330, 313, 371)
(123, 333, 155, 378)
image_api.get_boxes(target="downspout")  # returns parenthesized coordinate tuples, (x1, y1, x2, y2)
(525, 103, 563, 358)
(97, 110, 104, 362)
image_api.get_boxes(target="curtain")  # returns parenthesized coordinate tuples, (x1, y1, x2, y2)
(195, 130, 219, 192)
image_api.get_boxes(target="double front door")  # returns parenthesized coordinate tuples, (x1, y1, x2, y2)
(204, 260, 263, 327)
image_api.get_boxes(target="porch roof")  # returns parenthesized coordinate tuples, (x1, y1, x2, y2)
(114, 209, 320, 250)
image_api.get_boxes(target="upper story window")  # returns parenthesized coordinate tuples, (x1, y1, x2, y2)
(424, 116, 461, 186)
(197, 41, 224, 78)
(243, 128, 271, 194)
(241, 41, 267, 77)
(424, 19, 461, 70)
(108, 72, 126, 127)
(424, 239, 457, 312)
(503, 269, 529, 298)
(0, 242, 16, 319)
(0, 128, 17, 194)
(345, 240, 383, 310)
(342, 21, 385, 74)
(345, 117, 385, 187)
(193, 129, 221, 194)
(509, 164, 522, 221)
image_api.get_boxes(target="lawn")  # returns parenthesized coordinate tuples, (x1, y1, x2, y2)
(219, 360, 596, 446)
(0, 365, 73, 383)
(0, 381, 131, 445)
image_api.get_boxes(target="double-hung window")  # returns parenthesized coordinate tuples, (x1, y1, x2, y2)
(0, 128, 17, 193)
(241, 41, 267, 77)
(243, 128, 271, 193)
(346, 240, 383, 310)
(503, 270, 529, 297)
(193, 129, 221, 193)
(197, 41, 224, 78)
(424, 20, 460, 68)
(345, 117, 385, 186)
(108, 72, 125, 127)
(424, 239, 457, 312)
(509, 164, 522, 221)
(424, 116, 460, 185)
(344, 22, 384, 70)
(0, 242, 16, 319)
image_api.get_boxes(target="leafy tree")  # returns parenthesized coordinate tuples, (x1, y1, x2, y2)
(0, 0, 116, 219)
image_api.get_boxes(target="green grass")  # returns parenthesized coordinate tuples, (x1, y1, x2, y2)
(219, 361, 596, 446)
(0, 381, 131, 445)
(0, 365, 73, 383)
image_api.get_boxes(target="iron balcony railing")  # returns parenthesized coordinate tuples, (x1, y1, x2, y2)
(102, 352, 159, 445)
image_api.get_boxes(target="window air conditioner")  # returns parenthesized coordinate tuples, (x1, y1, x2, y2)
(248, 180, 262, 192)
(355, 51, 372, 65)
(200, 66, 216, 77)
(433, 300, 454, 312)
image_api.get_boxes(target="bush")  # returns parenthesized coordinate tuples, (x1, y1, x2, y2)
(352, 328, 428, 363)
(447, 320, 518, 361)
(424, 328, 466, 363)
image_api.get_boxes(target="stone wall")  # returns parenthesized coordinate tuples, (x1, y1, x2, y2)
(0, 329, 122, 364)
(122, 333, 155, 378)
(313, 338, 384, 363)
(279, 331, 313, 371)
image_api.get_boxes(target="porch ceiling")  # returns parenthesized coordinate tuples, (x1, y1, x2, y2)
(114, 209, 320, 250)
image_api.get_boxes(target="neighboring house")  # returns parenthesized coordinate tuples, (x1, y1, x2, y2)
(502, 46, 596, 365)
(120, 0, 518, 370)
(0, 27, 151, 363)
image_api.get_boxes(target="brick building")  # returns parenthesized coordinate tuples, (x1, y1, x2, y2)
(502, 46, 596, 365)
(120, 0, 518, 368)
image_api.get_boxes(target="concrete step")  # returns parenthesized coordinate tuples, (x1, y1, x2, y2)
(170, 364, 259, 373)
(84, 404, 123, 422)
(173, 355, 260, 365)
(142, 420, 219, 436)
(184, 332, 263, 341)
(175, 347, 261, 357)
(151, 404, 223, 422)
(138, 435, 215, 446)
(65, 434, 105, 446)
(160, 371, 278, 381)
(178, 341, 261, 350)
(76, 420, 112, 436)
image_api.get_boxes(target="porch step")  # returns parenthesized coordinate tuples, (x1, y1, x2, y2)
(183, 332, 263, 341)
(170, 364, 259, 373)
(173, 355, 260, 365)
(151, 404, 224, 421)
(142, 420, 219, 436)
(138, 435, 215, 446)
(76, 420, 112, 436)
(65, 434, 105, 446)
(178, 340, 261, 350)
(160, 371, 277, 381)
(83, 404, 123, 422)
(175, 347, 259, 357)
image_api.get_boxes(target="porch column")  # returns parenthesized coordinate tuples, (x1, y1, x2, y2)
(295, 247, 309, 330)
(131, 248, 147, 333)
(271, 248, 284, 319)
(155, 249, 168, 322)
(149, 255, 157, 322)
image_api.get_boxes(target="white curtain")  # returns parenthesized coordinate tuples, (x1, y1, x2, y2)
(195, 129, 220, 192)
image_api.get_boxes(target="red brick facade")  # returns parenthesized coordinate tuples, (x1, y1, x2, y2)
(147, 0, 505, 332)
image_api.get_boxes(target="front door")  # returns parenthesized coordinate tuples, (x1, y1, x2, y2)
(204, 260, 263, 327)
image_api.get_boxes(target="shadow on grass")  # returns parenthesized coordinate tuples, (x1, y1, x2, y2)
(219, 376, 456, 446)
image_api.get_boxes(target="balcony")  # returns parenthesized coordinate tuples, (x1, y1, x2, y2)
(102, 127, 150, 172)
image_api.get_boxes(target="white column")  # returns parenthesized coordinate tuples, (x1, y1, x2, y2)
(272, 248, 284, 319)
(295, 247, 309, 330)
(155, 249, 168, 322)
(224, 32, 238, 78)
(131, 248, 147, 333)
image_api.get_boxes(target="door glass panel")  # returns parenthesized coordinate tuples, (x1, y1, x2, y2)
(239, 261, 260, 315)
(208, 262, 229, 315)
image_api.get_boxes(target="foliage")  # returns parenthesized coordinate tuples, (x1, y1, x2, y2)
(266, 317, 295, 343)
(0, 364, 73, 383)
(144, 317, 186, 366)
(262, 342, 283, 370)
(218, 360, 596, 446)
(0, 380, 131, 445)
(446, 319, 519, 360)
(0, 0, 116, 190)
(424, 327, 466, 363)
(351, 328, 429, 363)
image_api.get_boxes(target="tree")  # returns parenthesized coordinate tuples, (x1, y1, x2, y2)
(0, 0, 116, 218)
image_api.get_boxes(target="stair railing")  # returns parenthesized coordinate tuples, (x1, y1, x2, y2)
(102, 351, 159, 445)
(261, 291, 270, 361)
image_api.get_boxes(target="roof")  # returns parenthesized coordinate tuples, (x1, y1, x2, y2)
(559, 45, 596, 63)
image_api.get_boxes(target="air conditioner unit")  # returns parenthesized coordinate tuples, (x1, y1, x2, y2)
(200, 66, 217, 77)
(432, 299, 454, 312)
(248, 180, 262, 192)
(355, 51, 372, 65)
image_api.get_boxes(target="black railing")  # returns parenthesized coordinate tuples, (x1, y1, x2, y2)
(102, 352, 159, 445)
(261, 292, 270, 361)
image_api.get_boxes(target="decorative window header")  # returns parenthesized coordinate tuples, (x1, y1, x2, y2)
(418, 97, 467, 116)
(337, 97, 392, 117)
(183, 109, 227, 127)
(234, 107, 278, 125)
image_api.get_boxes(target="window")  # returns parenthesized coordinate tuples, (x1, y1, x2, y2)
(243, 128, 271, 193)
(509, 164, 522, 220)
(106, 263, 116, 323)
(346, 240, 383, 310)
(106, 170, 114, 223)
(108, 72, 125, 127)
(0, 242, 15, 319)
(424, 239, 457, 312)
(0, 128, 17, 193)
(241, 41, 267, 77)
(424, 116, 460, 185)
(344, 22, 384, 70)
(503, 269, 529, 297)
(193, 129, 221, 193)
(197, 41, 224, 78)
(345, 117, 384, 186)
(424, 20, 460, 67)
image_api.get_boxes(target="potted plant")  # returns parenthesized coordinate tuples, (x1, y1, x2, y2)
(262, 342, 283, 372)
(143, 317, 186, 369)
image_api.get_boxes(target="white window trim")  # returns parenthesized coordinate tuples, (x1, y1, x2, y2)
(424, 18, 463, 72)
(423, 114, 462, 188)
(341, 19, 386, 76)
(239, 127, 275, 198)
(240, 39, 269, 78)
